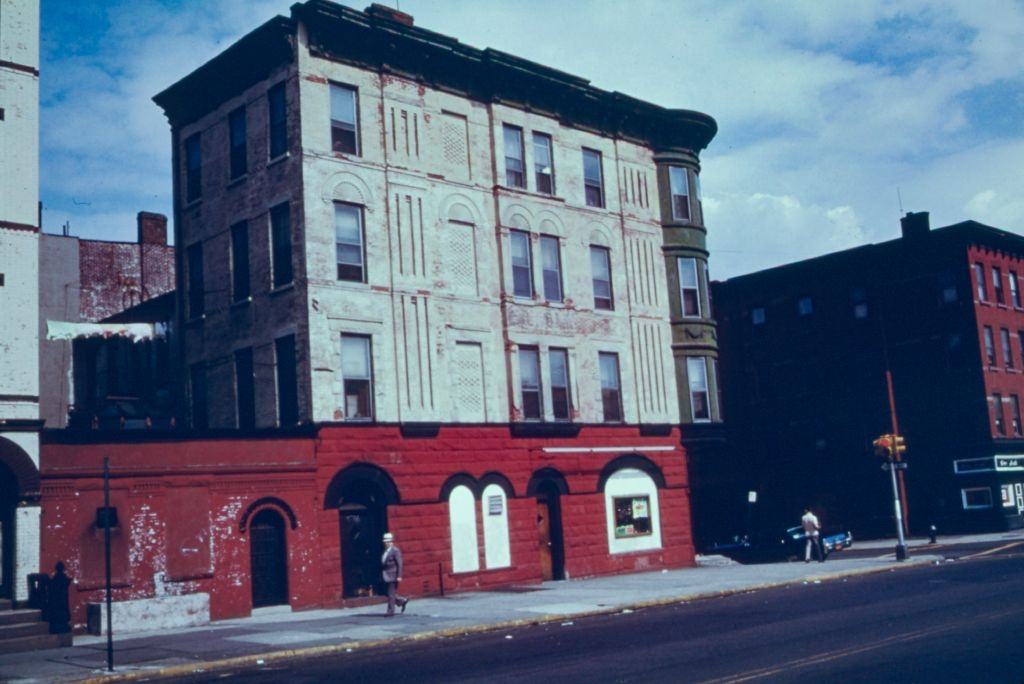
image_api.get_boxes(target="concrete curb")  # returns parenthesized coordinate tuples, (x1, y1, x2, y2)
(80, 557, 938, 683)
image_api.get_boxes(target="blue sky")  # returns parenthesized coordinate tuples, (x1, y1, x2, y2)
(39, 0, 1024, 279)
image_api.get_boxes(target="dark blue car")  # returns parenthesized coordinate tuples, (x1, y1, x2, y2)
(707, 527, 853, 564)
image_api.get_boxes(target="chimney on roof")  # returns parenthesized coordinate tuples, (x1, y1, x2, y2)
(366, 3, 414, 26)
(137, 212, 168, 245)
(900, 211, 930, 240)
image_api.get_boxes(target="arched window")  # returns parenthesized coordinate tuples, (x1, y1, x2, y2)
(481, 483, 510, 569)
(448, 485, 479, 573)
(603, 467, 662, 554)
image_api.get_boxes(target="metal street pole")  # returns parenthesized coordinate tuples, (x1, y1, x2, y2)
(885, 371, 910, 536)
(103, 457, 114, 672)
(888, 457, 908, 561)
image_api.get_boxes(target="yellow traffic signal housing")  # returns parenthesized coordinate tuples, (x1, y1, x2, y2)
(873, 434, 893, 457)
(893, 434, 906, 457)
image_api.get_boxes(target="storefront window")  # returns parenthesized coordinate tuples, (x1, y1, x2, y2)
(613, 495, 652, 538)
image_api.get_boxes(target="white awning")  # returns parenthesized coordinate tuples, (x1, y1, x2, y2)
(46, 321, 168, 342)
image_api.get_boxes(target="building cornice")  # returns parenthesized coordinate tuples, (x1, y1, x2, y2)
(154, 1, 718, 154)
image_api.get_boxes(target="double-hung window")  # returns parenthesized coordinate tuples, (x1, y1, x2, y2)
(590, 245, 613, 310)
(270, 202, 293, 288)
(687, 357, 711, 421)
(678, 257, 700, 317)
(599, 352, 622, 422)
(1011, 272, 1021, 308)
(688, 358, 712, 421)
(993, 267, 1005, 304)
(582, 148, 604, 208)
(341, 334, 373, 420)
(330, 83, 359, 155)
(229, 106, 247, 180)
(230, 221, 250, 302)
(994, 393, 1006, 435)
(503, 125, 525, 189)
(268, 82, 288, 159)
(1002, 328, 1014, 368)
(275, 335, 298, 426)
(186, 242, 204, 318)
(234, 347, 255, 430)
(189, 362, 208, 430)
(185, 133, 201, 203)
(335, 202, 365, 282)
(510, 230, 533, 298)
(549, 348, 571, 421)
(1013, 395, 1023, 436)
(984, 326, 996, 366)
(533, 132, 554, 194)
(975, 263, 988, 301)
(519, 346, 542, 420)
(669, 166, 690, 220)
(540, 235, 563, 302)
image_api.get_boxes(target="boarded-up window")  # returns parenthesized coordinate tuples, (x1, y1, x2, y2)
(165, 489, 212, 580)
(452, 342, 485, 422)
(447, 222, 478, 296)
(481, 484, 510, 569)
(448, 485, 479, 573)
(441, 112, 470, 181)
(77, 491, 130, 590)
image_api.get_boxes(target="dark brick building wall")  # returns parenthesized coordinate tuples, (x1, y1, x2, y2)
(714, 215, 1024, 538)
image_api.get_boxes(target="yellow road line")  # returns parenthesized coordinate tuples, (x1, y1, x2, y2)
(961, 541, 1024, 559)
(698, 607, 1023, 684)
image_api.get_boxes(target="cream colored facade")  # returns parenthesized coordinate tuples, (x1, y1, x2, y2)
(165, 6, 700, 430)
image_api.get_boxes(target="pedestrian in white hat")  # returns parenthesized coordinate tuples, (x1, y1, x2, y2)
(381, 532, 408, 615)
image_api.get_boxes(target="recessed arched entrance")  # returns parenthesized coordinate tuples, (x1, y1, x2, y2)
(249, 509, 288, 608)
(528, 468, 568, 581)
(324, 464, 400, 599)
(0, 437, 40, 603)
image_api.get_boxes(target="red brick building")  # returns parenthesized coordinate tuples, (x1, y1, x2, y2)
(714, 213, 1024, 538)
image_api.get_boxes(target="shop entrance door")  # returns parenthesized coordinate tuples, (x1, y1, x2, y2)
(0, 463, 16, 601)
(250, 509, 288, 608)
(340, 501, 386, 598)
(535, 483, 565, 581)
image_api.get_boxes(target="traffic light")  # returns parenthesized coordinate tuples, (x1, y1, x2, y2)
(873, 434, 893, 458)
(893, 434, 906, 457)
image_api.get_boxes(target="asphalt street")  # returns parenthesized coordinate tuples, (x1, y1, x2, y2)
(171, 543, 1024, 684)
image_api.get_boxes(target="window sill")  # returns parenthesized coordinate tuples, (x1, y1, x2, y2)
(184, 314, 206, 327)
(227, 174, 248, 189)
(495, 184, 566, 203)
(332, 150, 362, 161)
(269, 282, 295, 296)
(267, 152, 290, 168)
(183, 198, 202, 211)
(230, 296, 253, 309)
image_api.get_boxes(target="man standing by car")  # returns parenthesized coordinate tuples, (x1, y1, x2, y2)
(801, 507, 825, 563)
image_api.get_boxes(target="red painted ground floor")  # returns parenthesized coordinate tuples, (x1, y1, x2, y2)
(39, 424, 694, 630)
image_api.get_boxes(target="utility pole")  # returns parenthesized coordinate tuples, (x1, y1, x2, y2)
(873, 434, 909, 561)
(885, 371, 911, 536)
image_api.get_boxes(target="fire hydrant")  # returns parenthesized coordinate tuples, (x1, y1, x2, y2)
(928, 524, 938, 544)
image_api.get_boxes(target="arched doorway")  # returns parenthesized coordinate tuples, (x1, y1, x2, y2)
(324, 464, 400, 599)
(528, 468, 568, 581)
(249, 509, 288, 608)
(0, 462, 17, 601)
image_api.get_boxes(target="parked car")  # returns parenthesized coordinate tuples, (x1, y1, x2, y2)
(706, 527, 853, 564)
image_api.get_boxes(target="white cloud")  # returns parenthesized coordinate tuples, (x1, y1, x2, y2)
(39, 0, 1024, 276)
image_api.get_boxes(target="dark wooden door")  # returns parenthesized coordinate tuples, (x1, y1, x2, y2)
(537, 499, 553, 581)
(340, 504, 385, 598)
(0, 465, 16, 600)
(250, 510, 287, 608)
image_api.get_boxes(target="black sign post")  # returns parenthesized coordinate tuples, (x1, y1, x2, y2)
(103, 457, 114, 672)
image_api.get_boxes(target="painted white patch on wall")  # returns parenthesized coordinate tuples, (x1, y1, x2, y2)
(14, 505, 40, 602)
(88, 593, 210, 635)
(481, 484, 510, 569)
(603, 468, 662, 555)
(448, 485, 479, 573)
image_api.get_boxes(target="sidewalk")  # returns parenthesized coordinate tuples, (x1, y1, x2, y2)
(0, 550, 943, 683)
(851, 528, 1024, 551)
